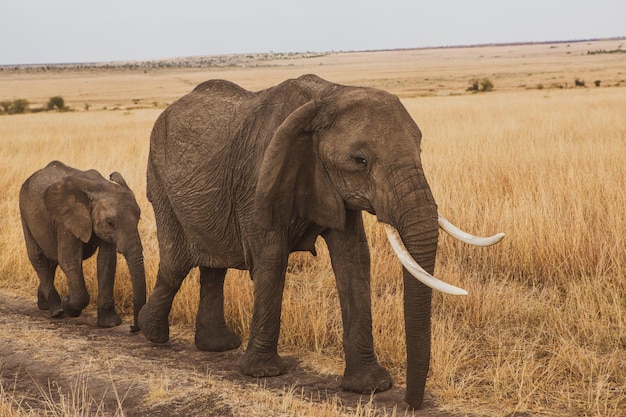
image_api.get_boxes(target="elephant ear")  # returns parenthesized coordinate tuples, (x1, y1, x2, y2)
(44, 177, 93, 243)
(109, 171, 128, 188)
(255, 100, 346, 231)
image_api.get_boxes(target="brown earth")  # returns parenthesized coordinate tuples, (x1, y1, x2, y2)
(0, 291, 466, 417)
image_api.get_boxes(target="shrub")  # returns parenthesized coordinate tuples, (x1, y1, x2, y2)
(47, 96, 66, 111)
(467, 77, 494, 92)
(480, 78, 494, 92)
(9, 98, 29, 114)
(0, 100, 10, 113)
(594, 80, 601, 87)
(467, 78, 480, 92)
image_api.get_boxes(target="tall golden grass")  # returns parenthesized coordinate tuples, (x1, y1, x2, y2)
(1, 40, 625, 415)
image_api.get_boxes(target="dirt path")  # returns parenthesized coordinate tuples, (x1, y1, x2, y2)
(0, 291, 459, 416)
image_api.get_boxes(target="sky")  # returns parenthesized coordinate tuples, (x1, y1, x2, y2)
(1, 0, 624, 66)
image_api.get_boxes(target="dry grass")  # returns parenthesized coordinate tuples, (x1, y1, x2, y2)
(1, 39, 625, 416)
(0, 361, 126, 417)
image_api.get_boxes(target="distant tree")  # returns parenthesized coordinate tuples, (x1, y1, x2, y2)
(594, 80, 601, 87)
(574, 78, 585, 87)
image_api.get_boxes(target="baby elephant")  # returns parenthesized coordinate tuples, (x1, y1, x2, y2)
(19, 161, 146, 331)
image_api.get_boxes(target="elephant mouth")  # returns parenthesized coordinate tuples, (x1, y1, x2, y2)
(345, 193, 376, 215)
(383, 215, 504, 295)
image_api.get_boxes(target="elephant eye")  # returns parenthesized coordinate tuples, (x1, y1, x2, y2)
(106, 219, 116, 228)
(353, 156, 368, 167)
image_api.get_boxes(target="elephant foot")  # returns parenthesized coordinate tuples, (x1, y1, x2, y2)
(40, 298, 64, 318)
(97, 307, 123, 328)
(61, 296, 84, 318)
(39, 289, 63, 317)
(37, 290, 49, 311)
(342, 363, 393, 394)
(137, 303, 170, 343)
(240, 349, 286, 377)
(195, 327, 241, 352)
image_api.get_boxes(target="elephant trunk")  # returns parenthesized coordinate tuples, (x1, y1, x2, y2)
(404, 276, 433, 408)
(396, 207, 438, 409)
(375, 165, 439, 409)
(373, 156, 504, 408)
(122, 237, 146, 332)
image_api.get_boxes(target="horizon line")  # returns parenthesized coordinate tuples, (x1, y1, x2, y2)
(2, 35, 624, 68)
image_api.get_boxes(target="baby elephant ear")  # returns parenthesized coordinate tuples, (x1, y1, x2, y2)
(255, 100, 345, 231)
(44, 177, 93, 243)
(109, 171, 128, 188)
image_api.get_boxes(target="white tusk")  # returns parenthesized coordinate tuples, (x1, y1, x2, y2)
(438, 215, 505, 247)
(384, 224, 468, 296)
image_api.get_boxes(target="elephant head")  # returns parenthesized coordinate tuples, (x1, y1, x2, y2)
(43, 170, 146, 330)
(256, 82, 503, 408)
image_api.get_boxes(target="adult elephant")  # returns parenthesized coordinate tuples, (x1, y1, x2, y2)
(20, 161, 146, 331)
(138, 75, 503, 409)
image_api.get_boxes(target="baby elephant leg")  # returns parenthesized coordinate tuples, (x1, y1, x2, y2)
(22, 224, 63, 317)
(35, 260, 63, 317)
(58, 238, 90, 317)
(95, 243, 122, 328)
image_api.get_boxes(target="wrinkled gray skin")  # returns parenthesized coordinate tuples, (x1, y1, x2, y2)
(20, 161, 146, 331)
(138, 75, 439, 408)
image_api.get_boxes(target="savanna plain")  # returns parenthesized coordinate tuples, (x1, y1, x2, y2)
(1, 39, 625, 416)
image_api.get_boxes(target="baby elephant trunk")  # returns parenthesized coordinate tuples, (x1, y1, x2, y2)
(122, 239, 146, 332)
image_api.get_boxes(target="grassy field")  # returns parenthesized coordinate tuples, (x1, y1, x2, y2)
(1, 38, 625, 416)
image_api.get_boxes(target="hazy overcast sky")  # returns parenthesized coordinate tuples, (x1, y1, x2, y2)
(1, 0, 624, 65)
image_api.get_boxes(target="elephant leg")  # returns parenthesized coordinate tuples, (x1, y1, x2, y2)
(322, 210, 392, 393)
(140, 165, 191, 342)
(95, 242, 122, 328)
(33, 259, 62, 316)
(57, 232, 90, 317)
(32, 256, 62, 316)
(240, 232, 288, 377)
(138, 262, 189, 343)
(36, 262, 63, 317)
(22, 222, 63, 316)
(195, 267, 241, 352)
